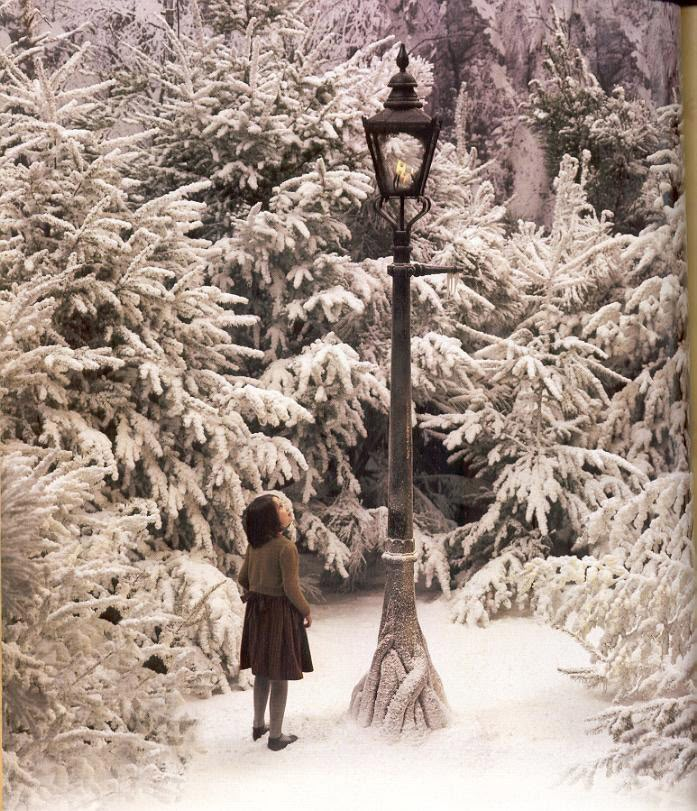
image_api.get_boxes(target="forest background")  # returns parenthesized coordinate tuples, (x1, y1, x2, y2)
(1, 0, 695, 808)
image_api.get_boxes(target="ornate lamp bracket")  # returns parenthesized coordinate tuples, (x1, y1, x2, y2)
(387, 261, 461, 277)
(373, 196, 460, 278)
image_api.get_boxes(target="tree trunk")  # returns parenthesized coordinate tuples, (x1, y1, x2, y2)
(349, 262, 449, 736)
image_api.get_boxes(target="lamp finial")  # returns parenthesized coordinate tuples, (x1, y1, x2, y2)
(396, 43, 409, 71)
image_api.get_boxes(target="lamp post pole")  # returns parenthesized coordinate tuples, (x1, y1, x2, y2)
(349, 45, 455, 736)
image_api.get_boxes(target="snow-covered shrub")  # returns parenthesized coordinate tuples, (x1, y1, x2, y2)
(518, 473, 695, 787)
(300, 493, 382, 587)
(448, 532, 550, 626)
(200, 0, 304, 39)
(411, 332, 479, 413)
(413, 525, 453, 597)
(1, 448, 196, 811)
(298, 491, 452, 593)
(142, 550, 248, 695)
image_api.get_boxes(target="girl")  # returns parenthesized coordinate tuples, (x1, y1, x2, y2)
(238, 493, 313, 751)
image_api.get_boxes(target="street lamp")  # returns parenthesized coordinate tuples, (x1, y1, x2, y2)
(349, 44, 454, 736)
(362, 43, 440, 265)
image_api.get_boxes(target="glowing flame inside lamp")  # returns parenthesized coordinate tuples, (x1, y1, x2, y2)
(393, 158, 413, 191)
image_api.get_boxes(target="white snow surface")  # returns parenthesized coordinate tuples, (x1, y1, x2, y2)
(103, 589, 695, 811)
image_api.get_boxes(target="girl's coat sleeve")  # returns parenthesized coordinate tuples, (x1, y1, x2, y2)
(279, 544, 311, 617)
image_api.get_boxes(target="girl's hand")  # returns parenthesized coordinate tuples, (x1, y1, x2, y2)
(304, 612, 312, 628)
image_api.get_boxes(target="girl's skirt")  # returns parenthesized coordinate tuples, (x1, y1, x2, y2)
(239, 591, 313, 680)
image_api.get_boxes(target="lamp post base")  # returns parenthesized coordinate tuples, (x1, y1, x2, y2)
(349, 555, 450, 737)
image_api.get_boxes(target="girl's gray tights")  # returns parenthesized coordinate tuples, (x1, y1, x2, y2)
(253, 676, 287, 737)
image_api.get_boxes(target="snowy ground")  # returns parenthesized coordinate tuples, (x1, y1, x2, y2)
(104, 589, 695, 811)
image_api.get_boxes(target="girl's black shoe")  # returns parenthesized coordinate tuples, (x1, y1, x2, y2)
(267, 734, 298, 751)
(252, 725, 269, 740)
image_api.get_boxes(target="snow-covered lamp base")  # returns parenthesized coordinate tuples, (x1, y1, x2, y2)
(349, 553, 450, 736)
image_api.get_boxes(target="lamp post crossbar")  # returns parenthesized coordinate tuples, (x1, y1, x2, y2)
(388, 262, 460, 277)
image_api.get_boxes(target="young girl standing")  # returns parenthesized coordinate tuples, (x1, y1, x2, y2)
(238, 494, 313, 751)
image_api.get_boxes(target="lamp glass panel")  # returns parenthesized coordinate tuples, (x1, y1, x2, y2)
(376, 133, 426, 196)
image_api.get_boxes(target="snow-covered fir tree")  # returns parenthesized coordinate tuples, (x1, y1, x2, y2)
(519, 474, 694, 788)
(199, 0, 305, 39)
(586, 104, 688, 478)
(401, 86, 527, 586)
(2, 445, 190, 810)
(0, 284, 206, 807)
(409, 85, 524, 342)
(516, 100, 694, 789)
(522, 8, 659, 232)
(0, 6, 311, 805)
(122, 13, 537, 587)
(426, 29, 693, 787)
(420, 150, 647, 625)
(0, 7, 309, 557)
(116, 2, 457, 582)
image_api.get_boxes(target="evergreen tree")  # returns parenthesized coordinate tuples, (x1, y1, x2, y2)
(200, 0, 303, 39)
(0, 20, 309, 558)
(0, 8, 309, 804)
(421, 152, 645, 626)
(584, 104, 688, 478)
(404, 98, 525, 577)
(520, 473, 694, 788)
(516, 101, 694, 789)
(118, 5, 431, 580)
(125, 4, 396, 238)
(124, 14, 529, 585)
(2, 446, 191, 810)
(0, 282, 200, 807)
(523, 8, 658, 232)
(410, 85, 523, 341)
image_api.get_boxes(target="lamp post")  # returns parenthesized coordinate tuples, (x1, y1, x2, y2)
(349, 44, 456, 736)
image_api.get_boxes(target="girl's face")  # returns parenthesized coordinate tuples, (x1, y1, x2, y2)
(273, 497, 293, 530)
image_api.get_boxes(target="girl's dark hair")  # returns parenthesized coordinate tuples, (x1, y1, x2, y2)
(243, 494, 282, 548)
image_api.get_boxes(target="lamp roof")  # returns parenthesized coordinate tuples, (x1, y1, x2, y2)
(384, 44, 423, 111)
(363, 44, 435, 131)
